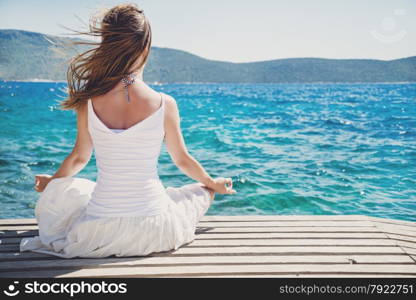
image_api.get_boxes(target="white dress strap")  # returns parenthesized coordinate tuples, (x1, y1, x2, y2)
(159, 92, 165, 108)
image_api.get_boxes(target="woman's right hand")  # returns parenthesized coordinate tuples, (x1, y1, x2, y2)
(34, 174, 53, 192)
(206, 177, 236, 194)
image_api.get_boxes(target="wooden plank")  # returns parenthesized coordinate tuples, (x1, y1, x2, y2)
(196, 232, 389, 239)
(0, 244, 20, 252)
(0, 219, 37, 225)
(0, 231, 37, 238)
(0, 226, 39, 231)
(194, 274, 416, 278)
(1, 245, 407, 256)
(385, 234, 416, 243)
(1, 216, 413, 225)
(1, 238, 405, 253)
(0, 233, 392, 245)
(195, 221, 374, 227)
(0, 230, 38, 238)
(392, 241, 416, 249)
(0, 237, 21, 244)
(372, 222, 416, 234)
(401, 247, 416, 256)
(4, 227, 412, 239)
(2, 237, 399, 247)
(0, 227, 383, 238)
(0, 222, 376, 230)
(167, 246, 406, 256)
(366, 216, 416, 227)
(0, 251, 55, 262)
(0, 226, 416, 241)
(188, 239, 399, 247)
(0, 215, 414, 279)
(0, 218, 37, 226)
(372, 226, 416, 238)
(0, 245, 409, 262)
(1, 226, 383, 237)
(0, 255, 414, 272)
(0, 216, 372, 225)
(195, 227, 382, 233)
(200, 215, 370, 221)
(2, 264, 416, 278)
(0, 215, 374, 226)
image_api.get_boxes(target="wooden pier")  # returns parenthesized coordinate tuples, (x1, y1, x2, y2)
(0, 215, 415, 277)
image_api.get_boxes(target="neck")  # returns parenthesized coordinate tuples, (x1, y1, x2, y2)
(128, 69, 144, 81)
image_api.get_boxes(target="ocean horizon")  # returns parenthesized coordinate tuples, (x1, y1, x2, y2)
(1, 81, 415, 221)
(3, 79, 416, 84)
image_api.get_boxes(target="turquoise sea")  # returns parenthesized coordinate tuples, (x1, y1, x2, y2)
(0, 82, 415, 221)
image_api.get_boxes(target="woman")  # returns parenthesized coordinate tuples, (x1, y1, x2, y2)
(20, 3, 236, 258)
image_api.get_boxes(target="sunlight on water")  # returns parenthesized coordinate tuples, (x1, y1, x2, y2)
(0, 82, 415, 220)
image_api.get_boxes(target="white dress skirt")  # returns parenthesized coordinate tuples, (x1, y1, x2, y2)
(20, 177, 212, 258)
(20, 94, 213, 258)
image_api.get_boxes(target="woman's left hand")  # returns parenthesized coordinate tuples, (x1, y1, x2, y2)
(34, 174, 53, 192)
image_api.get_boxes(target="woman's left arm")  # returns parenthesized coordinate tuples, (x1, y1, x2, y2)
(34, 102, 93, 192)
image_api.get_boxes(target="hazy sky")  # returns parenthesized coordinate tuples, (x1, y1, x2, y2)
(0, 0, 415, 62)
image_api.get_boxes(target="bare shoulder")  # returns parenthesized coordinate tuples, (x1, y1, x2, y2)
(75, 100, 88, 116)
(74, 101, 90, 130)
(161, 92, 179, 114)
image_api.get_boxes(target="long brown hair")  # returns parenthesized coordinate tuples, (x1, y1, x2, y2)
(60, 3, 152, 110)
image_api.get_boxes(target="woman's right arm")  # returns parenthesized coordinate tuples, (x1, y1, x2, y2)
(34, 102, 93, 192)
(163, 94, 236, 195)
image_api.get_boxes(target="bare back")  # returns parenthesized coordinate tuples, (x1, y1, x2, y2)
(71, 78, 224, 199)
(90, 80, 163, 130)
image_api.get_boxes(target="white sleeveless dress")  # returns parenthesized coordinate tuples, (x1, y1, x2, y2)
(20, 93, 213, 258)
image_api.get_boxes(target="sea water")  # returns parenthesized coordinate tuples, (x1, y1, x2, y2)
(0, 82, 415, 221)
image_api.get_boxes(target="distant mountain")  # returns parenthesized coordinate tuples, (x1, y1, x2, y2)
(0, 29, 415, 83)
